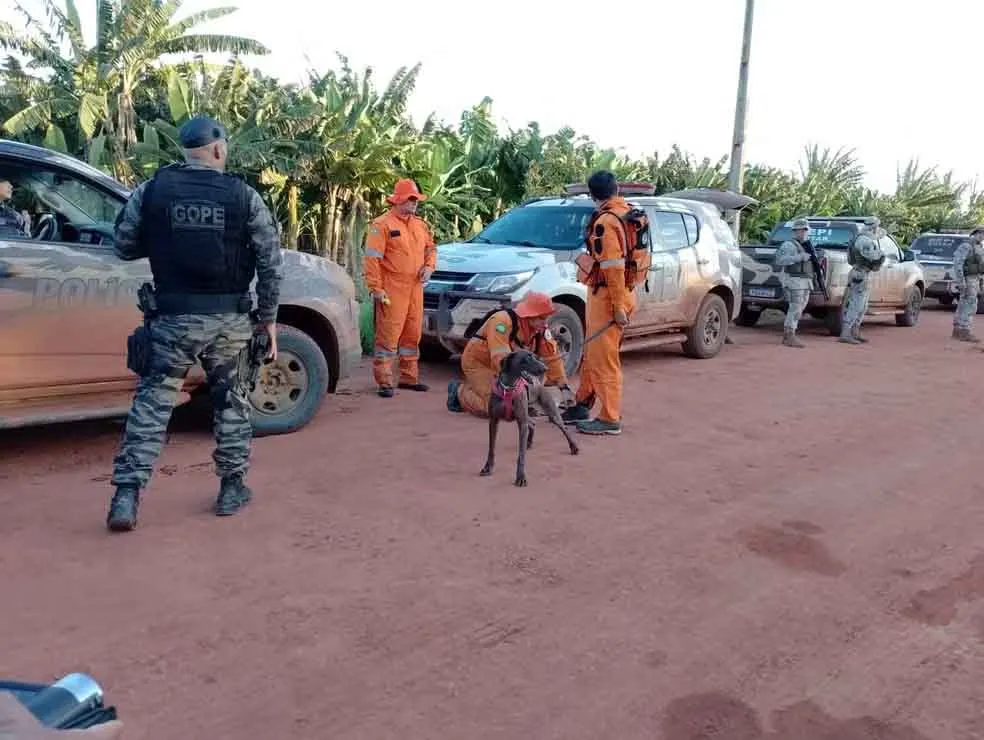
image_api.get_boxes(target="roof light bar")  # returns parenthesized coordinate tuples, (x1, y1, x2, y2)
(563, 181, 656, 196)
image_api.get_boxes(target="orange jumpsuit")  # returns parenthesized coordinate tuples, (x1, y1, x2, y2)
(575, 196, 636, 423)
(363, 209, 436, 387)
(457, 310, 567, 417)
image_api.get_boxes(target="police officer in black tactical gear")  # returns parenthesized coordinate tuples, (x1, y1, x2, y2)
(106, 115, 284, 533)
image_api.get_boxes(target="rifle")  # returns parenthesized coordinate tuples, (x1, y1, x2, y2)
(803, 242, 829, 300)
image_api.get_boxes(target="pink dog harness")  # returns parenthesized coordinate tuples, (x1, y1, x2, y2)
(492, 377, 528, 421)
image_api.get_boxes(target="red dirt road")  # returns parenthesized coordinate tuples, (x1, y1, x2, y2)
(3, 306, 984, 739)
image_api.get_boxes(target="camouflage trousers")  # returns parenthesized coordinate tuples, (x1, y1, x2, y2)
(840, 270, 871, 336)
(111, 313, 254, 489)
(954, 277, 981, 330)
(783, 288, 810, 330)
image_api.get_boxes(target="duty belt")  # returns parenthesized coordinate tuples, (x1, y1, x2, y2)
(155, 292, 252, 315)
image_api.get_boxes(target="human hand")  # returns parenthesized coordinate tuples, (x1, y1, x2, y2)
(418, 267, 434, 283)
(0, 692, 123, 739)
(371, 290, 389, 305)
(261, 321, 278, 361)
(614, 309, 629, 327)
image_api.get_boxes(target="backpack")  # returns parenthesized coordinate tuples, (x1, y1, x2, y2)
(847, 231, 885, 270)
(464, 308, 520, 344)
(575, 207, 653, 292)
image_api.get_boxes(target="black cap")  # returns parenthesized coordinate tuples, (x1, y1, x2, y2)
(587, 170, 618, 200)
(178, 115, 226, 149)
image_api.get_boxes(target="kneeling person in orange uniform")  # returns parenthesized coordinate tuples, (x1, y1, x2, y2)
(447, 291, 573, 416)
(363, 179, 437, 397)
(561, 171, 638, 436)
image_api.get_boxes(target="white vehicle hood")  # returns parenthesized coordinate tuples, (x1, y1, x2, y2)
(437, 242, 567, 273)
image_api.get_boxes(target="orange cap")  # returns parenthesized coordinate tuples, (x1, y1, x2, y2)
(513, 291, 556, 318)
(387, 179, 427, 205)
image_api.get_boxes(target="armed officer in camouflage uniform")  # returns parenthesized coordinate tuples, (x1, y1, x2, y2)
(839, 217, 884, 345)
(951, 226, 984, 342)
(774, 218, 816, 348)
(106, 115, 284, 533)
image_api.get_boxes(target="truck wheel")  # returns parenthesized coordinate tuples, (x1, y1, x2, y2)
(735, 304, 762, 327)
(682, 293, 727, 359)
(548, 304, 584, 377)
(825, 309, 843, 336)
(896, 287, 923, 327)
(248, 324, 331, 437)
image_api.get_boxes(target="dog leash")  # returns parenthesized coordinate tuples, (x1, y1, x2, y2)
(583, 320, 617, 346)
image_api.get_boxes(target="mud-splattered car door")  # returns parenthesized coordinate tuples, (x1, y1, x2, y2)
(0, 238, 148, 397)
(0, 160, 145, 399)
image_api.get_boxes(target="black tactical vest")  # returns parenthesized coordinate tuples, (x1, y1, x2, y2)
(0, 204, 25, 237)
(964, 246, 984, 276)
(141, 164, 253, 312)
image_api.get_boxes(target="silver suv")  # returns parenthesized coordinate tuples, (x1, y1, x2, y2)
(421, 184, 743, 375)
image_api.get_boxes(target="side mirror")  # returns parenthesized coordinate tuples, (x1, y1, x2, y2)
(901, 248, 916, 262)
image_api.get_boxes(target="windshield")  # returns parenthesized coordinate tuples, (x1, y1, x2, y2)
(768, 224, 856, 247)
(471, 205, 592, 250)
(18, 168, 122, 227)
(911, 235, 967, 259)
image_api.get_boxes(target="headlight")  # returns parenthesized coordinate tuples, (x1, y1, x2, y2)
(468, 270, 536, 294)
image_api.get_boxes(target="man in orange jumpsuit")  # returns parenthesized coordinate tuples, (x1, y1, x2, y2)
(561, 171, 634, 435)
(363, 179, 437, 397)
(447, 291, 573, 416)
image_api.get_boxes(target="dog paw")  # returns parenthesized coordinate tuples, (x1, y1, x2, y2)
(514, 476, 527, 487)
(570, 445, 580, 455)
(480, 465, 493, 477)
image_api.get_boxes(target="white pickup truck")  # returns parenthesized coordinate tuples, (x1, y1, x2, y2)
(738, 216, 926, 335)
(419, 184, 746, 375)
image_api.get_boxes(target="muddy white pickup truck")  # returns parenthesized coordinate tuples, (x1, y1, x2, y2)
(738, 216, 925, 336)
(422, 183, 746, 375)
(0, 139, 362, 435)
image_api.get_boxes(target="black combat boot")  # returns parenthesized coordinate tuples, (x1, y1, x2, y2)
(106, 485, 140, 532)
(215, 474, 253, 517)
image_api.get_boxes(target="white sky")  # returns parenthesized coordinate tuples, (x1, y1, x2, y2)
(3, 0, 980, 194)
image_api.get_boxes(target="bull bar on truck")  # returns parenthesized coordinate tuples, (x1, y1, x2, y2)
(435, 290, 515, 357)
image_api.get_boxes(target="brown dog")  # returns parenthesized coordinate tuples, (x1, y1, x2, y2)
(479, 349, 579, 486)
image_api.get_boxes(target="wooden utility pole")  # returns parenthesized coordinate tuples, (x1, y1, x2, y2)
(727, 0, 755, 240)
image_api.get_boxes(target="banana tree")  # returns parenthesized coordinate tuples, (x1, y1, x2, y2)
(1, 0, 266, 183)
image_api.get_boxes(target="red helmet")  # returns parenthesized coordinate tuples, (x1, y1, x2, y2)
(513, 292, 557, 318)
